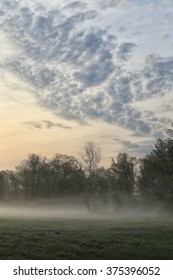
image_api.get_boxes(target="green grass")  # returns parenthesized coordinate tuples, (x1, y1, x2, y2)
(0, 216, 172, 259)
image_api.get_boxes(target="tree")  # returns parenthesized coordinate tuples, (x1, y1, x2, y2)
(81, 141, 102, 176)
(0, 171, 6, 200)
(49, 153, 85, 197)
(138, 137, 173, 209)
(15, 153, 46, 198)
(0, 170, 20, 200)
(83, 167, 111, 211)
(154, 128, 173, 179)
(108, 153, 136, 209)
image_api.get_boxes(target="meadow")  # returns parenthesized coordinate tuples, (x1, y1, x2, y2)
(0, 213, 172, 260)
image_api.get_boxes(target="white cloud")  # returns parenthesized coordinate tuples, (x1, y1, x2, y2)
(0, 0, 172, 151)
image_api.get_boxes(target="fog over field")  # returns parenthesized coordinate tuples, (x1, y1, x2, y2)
(0, 199, 172, 260)
(0, 203, 87, 220)
(0, 199, 169, 220)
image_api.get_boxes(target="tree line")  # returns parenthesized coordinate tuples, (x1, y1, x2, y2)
(0, 128, 173, 212)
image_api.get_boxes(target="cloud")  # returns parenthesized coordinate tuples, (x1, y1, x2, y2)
(22, 121, 42, 129)
(22, 120, 71, 129)
(113, 105, 151, 136)
(42, 120, 71, 129)
(74, 58, 114, 87)
(119, 26, 126, 33)
(0, 0, 172, 142)
(117, 42, 137, 60)
(120, 139, 155, 156)
(63, 1, 88, 10)
(99, 0, 129, 10)
(143, 55, 173, 97)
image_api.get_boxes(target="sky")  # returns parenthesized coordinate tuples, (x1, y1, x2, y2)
(0, 0, 173, 170)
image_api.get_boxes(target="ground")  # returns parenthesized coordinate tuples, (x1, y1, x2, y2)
(0, 215, 172, 259)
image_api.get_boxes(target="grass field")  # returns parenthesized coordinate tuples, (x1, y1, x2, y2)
(0, 215, 172, 260)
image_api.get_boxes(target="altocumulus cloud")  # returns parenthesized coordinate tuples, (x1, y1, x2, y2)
(0, 0, 173, 142)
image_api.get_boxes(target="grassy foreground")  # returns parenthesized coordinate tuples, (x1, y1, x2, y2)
(0, 216, 172, 259)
